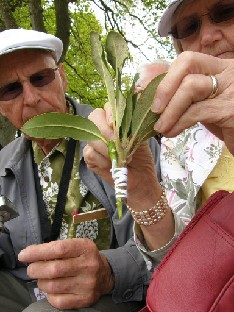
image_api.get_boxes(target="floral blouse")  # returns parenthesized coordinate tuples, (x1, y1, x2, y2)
(135, 123, 224, 270)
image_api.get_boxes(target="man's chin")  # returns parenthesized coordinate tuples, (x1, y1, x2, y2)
(32, 137, 61, 154)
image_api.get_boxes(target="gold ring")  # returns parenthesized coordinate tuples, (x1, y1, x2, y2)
(208, 75, 219, 99)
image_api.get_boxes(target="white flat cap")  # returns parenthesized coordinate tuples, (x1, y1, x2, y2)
(158, 0, 185, 37)
(0, 28, 63, 62)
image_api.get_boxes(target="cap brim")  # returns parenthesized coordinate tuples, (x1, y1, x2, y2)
(158, 0, 184, 37)
(0, 45, 55, 56)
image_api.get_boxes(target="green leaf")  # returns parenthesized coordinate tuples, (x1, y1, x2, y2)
(120, 73, 139, 140)
(136, 111, 159, 142)
(121, 92, 133, 140)
(127, 114, 159, 159)
(115, 90, 127, 136)
(105, 31, 130, 73)
(105, 32, 130, 137)
(21, 112, 106, 142)
(90, 32, 116, 120)
(129, 73, 165, 149)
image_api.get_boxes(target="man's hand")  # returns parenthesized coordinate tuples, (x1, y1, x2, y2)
(18, 238, 114, 310)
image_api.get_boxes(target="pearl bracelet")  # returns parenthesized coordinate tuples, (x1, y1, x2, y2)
(127, 189, 169, 226)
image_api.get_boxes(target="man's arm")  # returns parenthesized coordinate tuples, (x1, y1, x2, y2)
(101, 238, 151, 303)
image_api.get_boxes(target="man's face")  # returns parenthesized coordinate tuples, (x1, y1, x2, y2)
(173, 0, 234, 58)
(0, 49, 68, 130)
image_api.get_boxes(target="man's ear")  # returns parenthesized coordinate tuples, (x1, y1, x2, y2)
(58, 63, 68, 90)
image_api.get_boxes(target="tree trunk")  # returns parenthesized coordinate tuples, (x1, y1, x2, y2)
(0, 0, 18, 28)
(55, 0, 70, 62)
(28, 0, 46, 32)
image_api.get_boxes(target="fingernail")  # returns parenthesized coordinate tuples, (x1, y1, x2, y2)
(18, 250, 26, 260)
(152, 98, 161, 113)
(154, 119, 162, 132)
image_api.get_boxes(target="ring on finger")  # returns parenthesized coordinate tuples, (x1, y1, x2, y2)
(207, 75, 219, 99)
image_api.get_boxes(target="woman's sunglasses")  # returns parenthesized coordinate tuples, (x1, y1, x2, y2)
(0, 67, 58, 102)
(170, 2, 234, 39)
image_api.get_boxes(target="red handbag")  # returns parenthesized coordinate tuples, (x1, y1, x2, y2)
(140, 190, 234, 312)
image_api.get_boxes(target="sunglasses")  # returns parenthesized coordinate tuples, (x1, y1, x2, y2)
(0, 67, 58, 102)
(170, 1, 234, 39)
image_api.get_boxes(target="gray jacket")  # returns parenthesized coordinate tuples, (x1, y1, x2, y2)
(0, 98, 161, 303)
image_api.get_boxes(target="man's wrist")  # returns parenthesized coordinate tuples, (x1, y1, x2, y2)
(100, 253, 115, 294)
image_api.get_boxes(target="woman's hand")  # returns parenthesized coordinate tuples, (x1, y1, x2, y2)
(152, 52, 234, 153)
(83, 103, 162, 209)
(152, 52, 234, 155)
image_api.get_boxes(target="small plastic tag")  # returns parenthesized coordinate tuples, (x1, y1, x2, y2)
(33, 288, 47, 301)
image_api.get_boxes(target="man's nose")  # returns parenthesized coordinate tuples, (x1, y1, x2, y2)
(22, 81, 40, 105)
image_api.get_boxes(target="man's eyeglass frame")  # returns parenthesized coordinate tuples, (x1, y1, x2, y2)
(0, 67, 58, 102)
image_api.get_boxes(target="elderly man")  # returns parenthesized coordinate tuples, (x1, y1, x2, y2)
(0, 29, 161, 312)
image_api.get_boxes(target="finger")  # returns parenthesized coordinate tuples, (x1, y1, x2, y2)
(18, 238, 96, 262)
(153, 52, 227, 113)
(83, 144, 111, 170)
(38, 276, 91, 296)
(83, 144, 113, 185)
(27, 248, 101, 280)
(103, 102, 113, 126)
(27, 257, 85, 279)
(161, 96, 230, 137)
(47, 292, 98, 310)
(38, 276, 77, 294)
(86, 139, 110, 160)
(88, 108, 114, 140)
(154, 74, 212, 133)
(158, 67, 234, 138)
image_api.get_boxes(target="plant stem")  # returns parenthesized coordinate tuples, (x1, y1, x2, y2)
(107, 140, 127, 219)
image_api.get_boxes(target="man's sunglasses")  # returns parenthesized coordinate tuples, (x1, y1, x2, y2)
(169, 2, 234, 39)
(0, 67, 58, 102)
